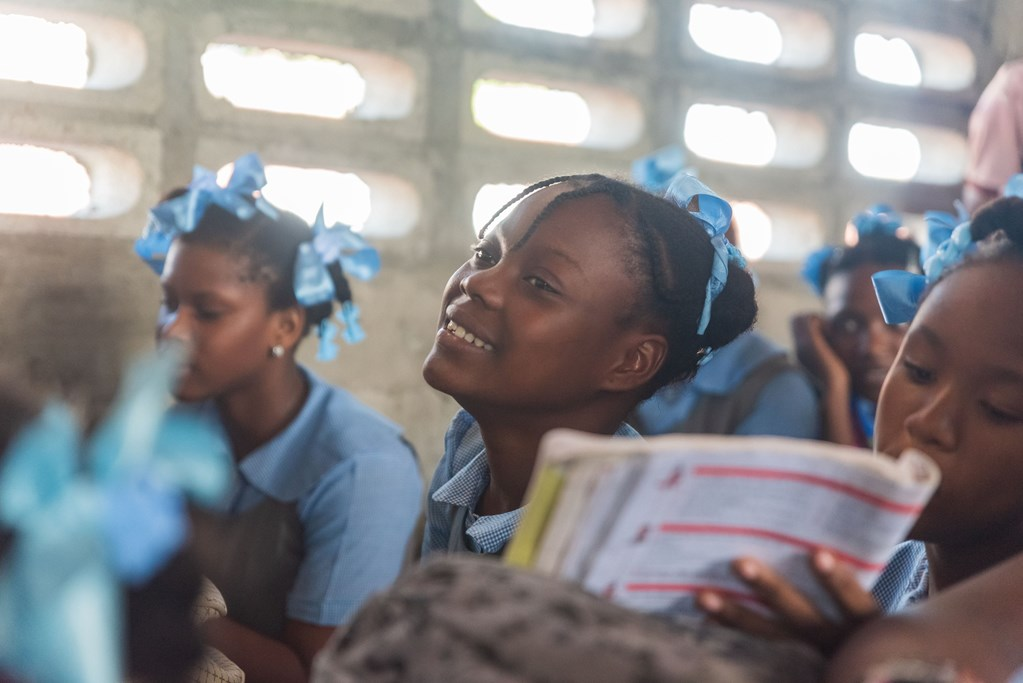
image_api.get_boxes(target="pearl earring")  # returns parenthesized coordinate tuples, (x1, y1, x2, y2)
(270, 344, 285, 358)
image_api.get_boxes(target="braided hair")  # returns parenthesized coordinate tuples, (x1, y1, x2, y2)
(810, 232, 920, 296)
(943, 195, 1023, 279)
(480, 175, 757, 394)
(168, 194, 347, 338)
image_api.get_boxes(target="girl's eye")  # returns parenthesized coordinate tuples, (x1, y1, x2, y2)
(524, 275, 558, 294)
(195, 308, 222, 322)
(902, 359, 934, 384)
(980, 400, 1023, 424)
(471, 242, 498, 267)
(829, 314, 865, 338)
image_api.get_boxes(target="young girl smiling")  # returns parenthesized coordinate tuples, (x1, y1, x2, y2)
(421, 173, 758, 557)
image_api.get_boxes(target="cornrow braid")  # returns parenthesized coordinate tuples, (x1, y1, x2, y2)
(478, 174, 605, 238)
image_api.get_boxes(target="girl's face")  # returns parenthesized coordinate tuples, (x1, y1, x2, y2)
(422, 185, 658, 416)
(875, 260, 1023, 544)
(824, 263, 906, 402)
(158, 241, 286, 402)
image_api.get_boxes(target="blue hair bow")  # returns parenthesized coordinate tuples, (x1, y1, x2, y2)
(921, 202, 969, 265)
(631, 145, 691, 195)
(801, 246, 837, 296)
(851, 203, 902, 238)
(0, 345, 231, 683)
(802, 203, 906, 297)
(664, 173, 745, 336)
(872, 222, 975, 324)
(1004, 173, 1023, 198)
(295, 206, 381, 361)
(134, 153, 279, 274)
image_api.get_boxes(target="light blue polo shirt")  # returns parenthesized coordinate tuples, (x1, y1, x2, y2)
(205, 368, 422, 626)
(422, 410, 638, 558)
(633, 332, 821, 439)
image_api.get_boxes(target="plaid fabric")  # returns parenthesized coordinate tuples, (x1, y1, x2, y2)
(871, 540, 929, 613)
(422, 410, 639, 557)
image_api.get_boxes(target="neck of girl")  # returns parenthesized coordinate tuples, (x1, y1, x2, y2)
(472, 406, 630, 517)
(215, 362, 309, 462)
(925, 530, 1023, 593)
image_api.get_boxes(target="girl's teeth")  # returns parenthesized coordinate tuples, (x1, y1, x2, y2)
(446, 320, 492, 350)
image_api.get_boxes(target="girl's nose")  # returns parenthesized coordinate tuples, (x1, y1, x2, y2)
(460, 266, 505, 309)
(158, 308, 190, 344)
(904, 384, 959, 453)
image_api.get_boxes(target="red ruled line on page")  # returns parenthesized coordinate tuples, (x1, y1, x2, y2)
(657, 523, 887, 571)
(693, 466, 923, 515)
(623, 583, 762, 606)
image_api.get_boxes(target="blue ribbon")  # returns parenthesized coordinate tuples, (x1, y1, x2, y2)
(871, 270, 927, 325)
(1004, 173, 1023, 198)
(802, 203, 910, 297)
(298, 207, 379, 361)
(317, 318, 339, 362)
(134, 153, 278, 275)
(0, 345, 231, 683)
(851, 203, 902, 238)
(801, 246, 837, 296)
(872, 222, 975, 324)
(339, 301, 366, 345)
(310, 206, 381, 282)
(631, 145, 690, 195)
(664, 173, 744, 336)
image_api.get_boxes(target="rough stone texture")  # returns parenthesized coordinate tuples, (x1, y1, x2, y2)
(312, 556, 824, 683)
(0, 0, 1008, 474)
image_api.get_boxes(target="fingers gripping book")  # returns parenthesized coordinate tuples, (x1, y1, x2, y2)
(505, 431, 939, 621)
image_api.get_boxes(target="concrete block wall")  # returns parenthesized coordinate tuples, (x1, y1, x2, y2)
(0, 0, 1005, 473)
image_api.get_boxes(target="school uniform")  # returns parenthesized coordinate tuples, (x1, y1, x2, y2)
(631, 332, 822, 439)
(190, 368, 422, 637)
(871, 540, 930, 613)
(421, 409, 638, 558)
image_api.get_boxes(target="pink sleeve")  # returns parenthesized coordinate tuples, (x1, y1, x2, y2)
(965, 62, 1023, 193)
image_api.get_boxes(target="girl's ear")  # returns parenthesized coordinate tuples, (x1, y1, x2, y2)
(271, 305, 306, 353)
(602, 334, 668, 392)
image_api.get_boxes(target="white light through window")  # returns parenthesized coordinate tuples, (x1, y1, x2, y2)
(473, 183, 527, 232)
(0, 14, 88, 88)
(688, 4, 782, 65)
(473, 80, 591, 145)
(731, 201, 772, 261)
(474, 0, 595, 37)
(0, 144, 91, 216)
(684, 104, 777, 166)
(217, 163, 371, 230)
(854, 33, 922, 87)
(848, 123, 921, 181)
(202, 44, 367, 119)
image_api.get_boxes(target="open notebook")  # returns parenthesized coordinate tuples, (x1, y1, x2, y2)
(506, 431, 939, 620)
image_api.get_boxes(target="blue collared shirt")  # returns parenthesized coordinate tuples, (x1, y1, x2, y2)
(633, 332, 821, 438)
(201, 368, 422, 626)
(421, 410, 639, 558)
(871, 540, 930, 612)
